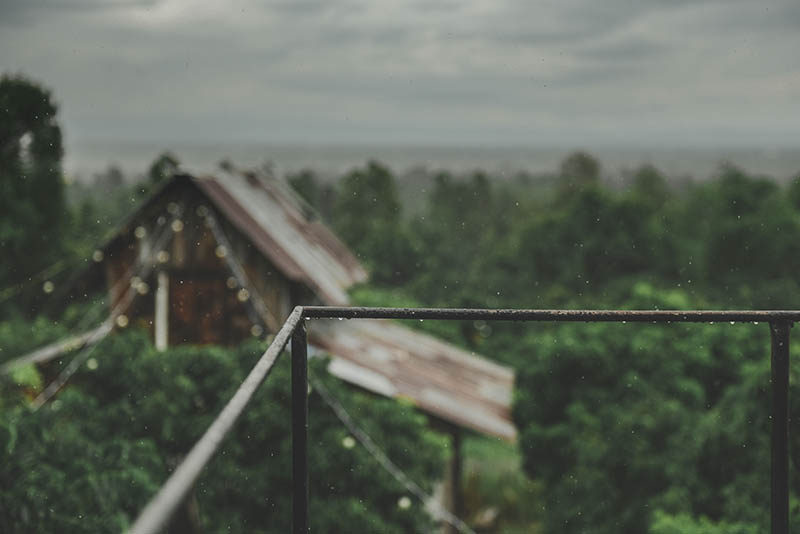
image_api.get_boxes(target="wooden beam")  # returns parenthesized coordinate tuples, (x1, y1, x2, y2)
(155, 271, 169, 351)
(452, 428, 463, 520)
(0, 324, 111, 374)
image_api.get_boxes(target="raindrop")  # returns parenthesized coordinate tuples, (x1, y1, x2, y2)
(215, 245, 227, 258)
(171, 219, 184, 232)
(92, 250, 104, 262)
(42, 281, 54, 294)
(116, 315, 129, 328)
(134, 226, 147, 239)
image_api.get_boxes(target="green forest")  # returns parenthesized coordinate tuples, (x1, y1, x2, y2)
(3, 75, 800, 533)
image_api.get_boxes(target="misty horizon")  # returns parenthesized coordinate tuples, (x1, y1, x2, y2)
(64, 140, 800, 184)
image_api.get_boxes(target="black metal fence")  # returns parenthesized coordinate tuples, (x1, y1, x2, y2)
(127, 307, 798, 534)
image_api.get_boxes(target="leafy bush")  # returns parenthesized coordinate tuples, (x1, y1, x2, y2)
(512, 284, 800, 534)
(0, 330, 446, 533)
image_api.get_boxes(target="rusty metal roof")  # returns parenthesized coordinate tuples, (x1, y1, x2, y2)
(309, 319, 516, 441)
(191, 169, 367, 306)
(189, 168, 515, 440)
(186, 168, 517, 439)
(90, 167, 515, 439)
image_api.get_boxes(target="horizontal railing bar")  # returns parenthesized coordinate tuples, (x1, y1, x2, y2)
(127, 306, 305, 534)
(302, 307, 800, 323)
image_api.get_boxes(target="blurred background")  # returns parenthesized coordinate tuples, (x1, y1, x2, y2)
(2, 1, 800, 533)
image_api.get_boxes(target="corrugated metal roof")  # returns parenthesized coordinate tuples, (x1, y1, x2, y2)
(309, 319, 517, 441)
(94, 167, 516, 440)
(192, 169, 367, 306)
(191, 168, 515, 440)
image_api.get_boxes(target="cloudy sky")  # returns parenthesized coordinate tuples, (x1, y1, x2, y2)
(1, 0, 799, 148)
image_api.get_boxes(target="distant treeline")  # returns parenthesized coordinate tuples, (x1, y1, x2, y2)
(286, 152, 800, 310)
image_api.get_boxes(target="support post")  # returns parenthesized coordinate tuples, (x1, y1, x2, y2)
(770, 321, 791, 534)
(291, 321, 309, 534)
(155, 271, 169, 351)
(451, 428, 463, 531)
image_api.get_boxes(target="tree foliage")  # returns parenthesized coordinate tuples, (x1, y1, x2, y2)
(148, 151, 180, 187)
(333, 161, 416, 284)
(0, 331, 446, 533)
(0, 74, 66, 305)
(291, 152, 800, 532)
(511, 283, 800, 533)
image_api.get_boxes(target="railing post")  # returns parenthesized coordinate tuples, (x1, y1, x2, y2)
(291, 320, 309, 533)
(770, 321, 791, 534)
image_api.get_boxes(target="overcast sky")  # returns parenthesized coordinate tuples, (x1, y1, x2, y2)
(1, 0, 799, 148)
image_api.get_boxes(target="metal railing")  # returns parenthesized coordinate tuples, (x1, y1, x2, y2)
(127, 307, 799, 534)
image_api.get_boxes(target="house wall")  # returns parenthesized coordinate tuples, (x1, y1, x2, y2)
(103, 182, 296, 347)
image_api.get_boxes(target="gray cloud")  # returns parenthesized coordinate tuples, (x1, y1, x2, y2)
(0, 0, 798, 150)
(0, 0, 158, 26)
(574, 38, 666, 63)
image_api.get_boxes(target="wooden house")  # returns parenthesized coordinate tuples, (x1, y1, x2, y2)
(69, 166, 515, 526)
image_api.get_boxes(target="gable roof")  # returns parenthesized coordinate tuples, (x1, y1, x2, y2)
(192, 170, 367, 305)
(309, 319, 516, 441)
(91, 166, 516, 440)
